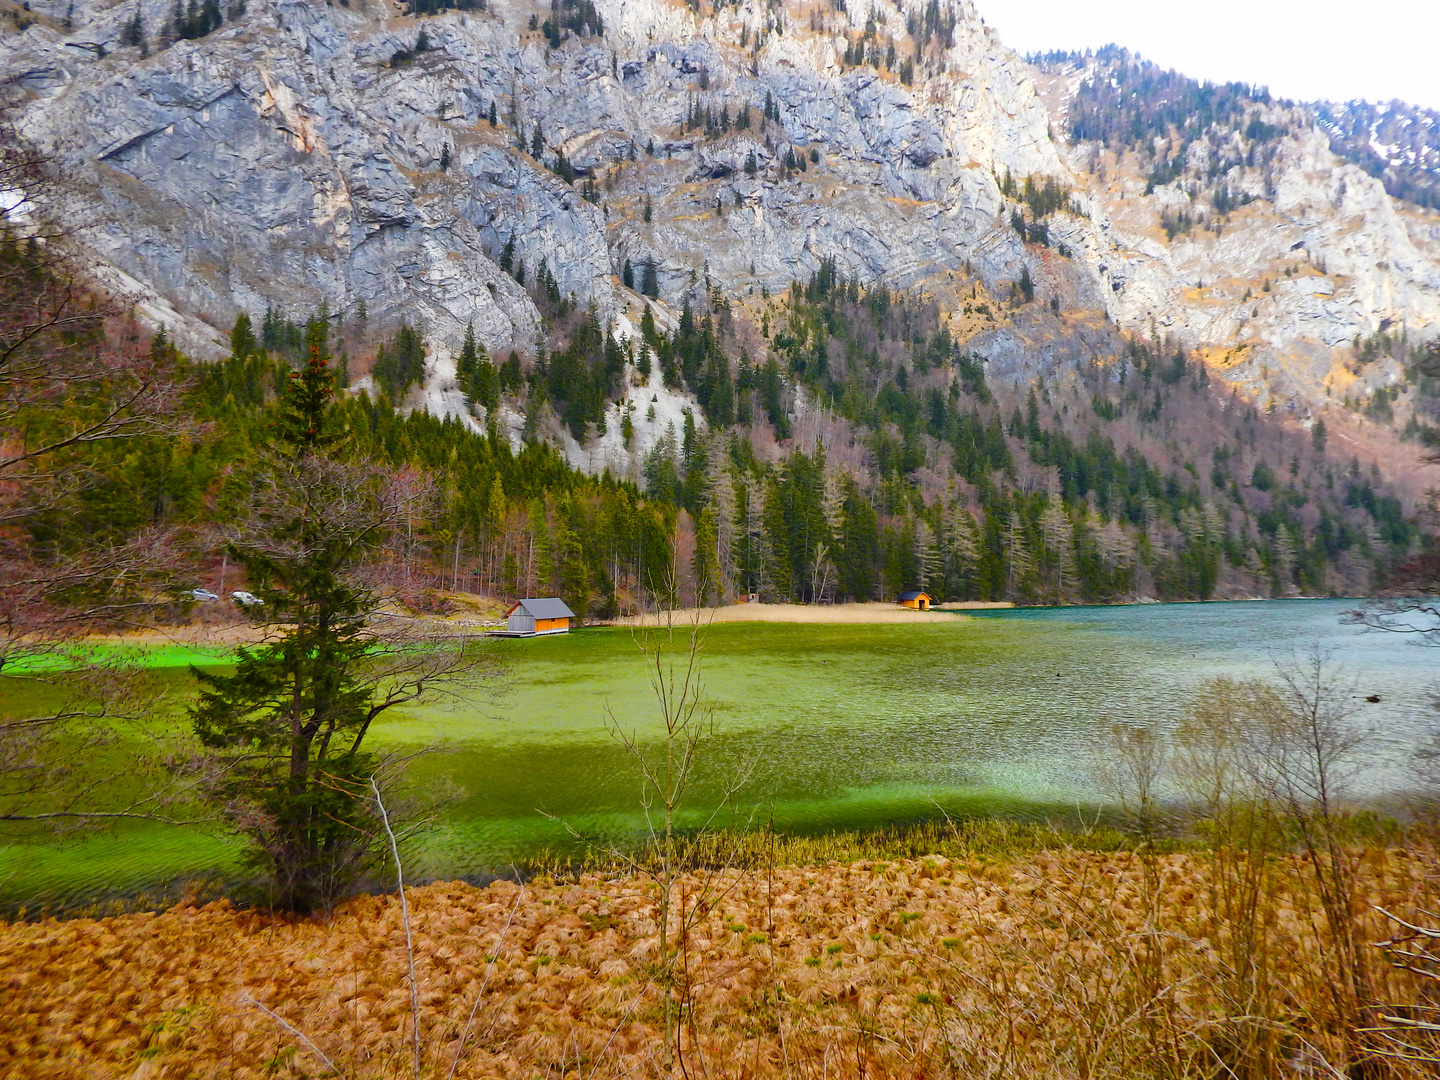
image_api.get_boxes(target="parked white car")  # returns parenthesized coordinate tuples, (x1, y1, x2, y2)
(190, 588, 219, 601)
(231, 591, 264, 606)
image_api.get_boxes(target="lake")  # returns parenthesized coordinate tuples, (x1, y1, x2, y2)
(1, 599, 1434, 913)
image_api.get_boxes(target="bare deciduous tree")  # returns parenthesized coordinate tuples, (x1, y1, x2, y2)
(0, 85, 197, 828)
(546, 583, 758, 1073)
(1371, 906, 1440, 1068)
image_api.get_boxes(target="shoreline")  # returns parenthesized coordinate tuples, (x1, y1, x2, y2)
(56, 595, 1381, 647)
(610, 600, 1011, 627)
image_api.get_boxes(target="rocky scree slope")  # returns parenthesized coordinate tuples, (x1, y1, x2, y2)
(2, 0, 1439, 466)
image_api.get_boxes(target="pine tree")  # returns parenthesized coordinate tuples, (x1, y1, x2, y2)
(190, 348, 374, 912)
(122, 8, 147, 52)
(274, 340, 340, 454)
(1017, 265, 1035, 304)
(230, 312, 258, 362)
(456, 322, 480, 399)
(693, 504, 722, 606)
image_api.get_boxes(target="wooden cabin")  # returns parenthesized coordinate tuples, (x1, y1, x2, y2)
(504, 597, 576, 636)
(896, 590, 932, 610)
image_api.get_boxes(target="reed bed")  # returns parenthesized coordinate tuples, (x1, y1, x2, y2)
(2, 843, 1436, 1079)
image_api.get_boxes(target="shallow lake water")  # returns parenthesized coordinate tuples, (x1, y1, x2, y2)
(1, 599, 1434, 912)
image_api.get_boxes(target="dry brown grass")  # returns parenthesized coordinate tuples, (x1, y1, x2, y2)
(2, 847, 1436, 1079)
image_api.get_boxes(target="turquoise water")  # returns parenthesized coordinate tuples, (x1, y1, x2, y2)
(969, 598, 1436, 793)
(1, 599, 1433, 911)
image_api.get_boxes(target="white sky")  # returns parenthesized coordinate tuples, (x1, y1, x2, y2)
(977, 0, 1440, 111)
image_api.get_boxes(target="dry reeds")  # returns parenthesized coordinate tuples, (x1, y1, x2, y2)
(2, 844, 1435, 1079)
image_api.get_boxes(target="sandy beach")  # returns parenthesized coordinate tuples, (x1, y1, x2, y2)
(612, 600, 1012, 627)
(69, 599, 1013, 648)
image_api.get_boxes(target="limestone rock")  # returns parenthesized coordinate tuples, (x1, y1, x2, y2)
(1, 0, 1435, 422)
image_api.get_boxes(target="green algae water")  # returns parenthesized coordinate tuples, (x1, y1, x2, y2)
(1, 599, 1433, 912)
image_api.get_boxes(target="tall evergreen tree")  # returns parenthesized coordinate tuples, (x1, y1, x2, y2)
(456, 322, 500, 410)
(191, 345, 492, 911)
(372, 324, 425, 398)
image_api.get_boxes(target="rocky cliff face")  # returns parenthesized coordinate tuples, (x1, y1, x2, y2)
(3, 0, 1438, 443)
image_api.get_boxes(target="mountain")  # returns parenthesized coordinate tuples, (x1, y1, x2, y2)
(1026, 46, 1440, 498)
(1, 0, 1437, 607)
(4, 4, 1437, 372)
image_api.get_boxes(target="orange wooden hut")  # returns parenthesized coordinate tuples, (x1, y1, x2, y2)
(504, 597, 576, 636)
(896, 590, 932, 610)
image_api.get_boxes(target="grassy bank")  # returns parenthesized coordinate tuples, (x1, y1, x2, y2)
(3, 824, 1437, 1079)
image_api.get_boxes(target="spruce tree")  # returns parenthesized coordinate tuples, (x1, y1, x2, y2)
(190, 347, 375, 912)
(456, 321, 480, 398)
(230, 312, 257, 362)
(190, 343, 494, 911)
(456, 322, 497, 408)
(372, 324, 425, 398)
(122, 8, 147, 52)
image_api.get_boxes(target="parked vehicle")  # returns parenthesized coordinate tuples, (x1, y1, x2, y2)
(231, 591, 264, 606)
(190, 588, 220, 601)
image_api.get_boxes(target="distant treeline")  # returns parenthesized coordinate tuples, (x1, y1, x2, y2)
(158, 248, 1417, 617)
